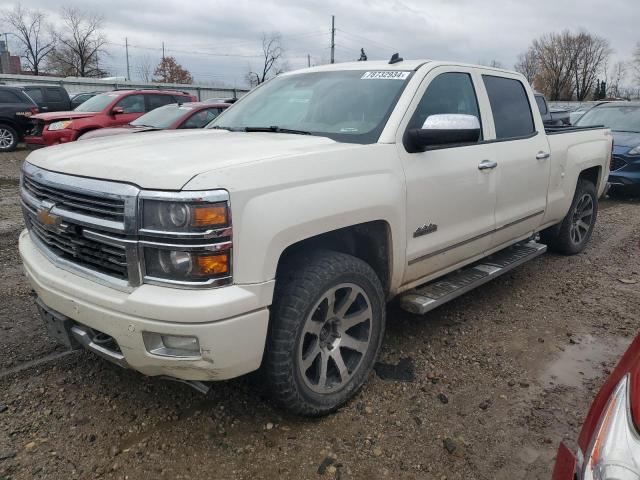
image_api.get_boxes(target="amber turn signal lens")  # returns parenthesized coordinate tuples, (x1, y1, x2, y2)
(195, 254, 229, 276)
(193, 205, 227, 227)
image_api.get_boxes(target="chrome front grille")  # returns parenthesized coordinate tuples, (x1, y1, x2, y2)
(24, 205, 128, 279)
(23, 175, 125, 221)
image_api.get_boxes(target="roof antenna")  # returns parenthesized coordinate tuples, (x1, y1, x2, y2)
(388, 53, 403, 64)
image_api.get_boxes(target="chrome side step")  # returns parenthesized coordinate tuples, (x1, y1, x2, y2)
(400, 241, 547, 315)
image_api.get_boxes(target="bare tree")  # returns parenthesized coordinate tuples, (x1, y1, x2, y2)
(633, 42, 640, 85)
(47, 6, 107, 77)
(246, 33, 284, 87)
(531, 31, 577, 100)
(1, 3, 55, 75)
(514, 47, 538, 85)
(571, 32, 611, 101)
(137, 54, 153, 83)
(606, 61, 627, 98)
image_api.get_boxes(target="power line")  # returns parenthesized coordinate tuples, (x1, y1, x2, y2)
(336, 28, 398, 52)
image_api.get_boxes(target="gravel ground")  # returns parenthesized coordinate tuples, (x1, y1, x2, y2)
(1, 147, 639, 480)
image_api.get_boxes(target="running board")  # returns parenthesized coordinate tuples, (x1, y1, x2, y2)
(400, 241, 547, 315)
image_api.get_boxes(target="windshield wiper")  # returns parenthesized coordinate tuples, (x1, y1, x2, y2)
(209, 125, 234, 131)
(244, 126, 312, 135)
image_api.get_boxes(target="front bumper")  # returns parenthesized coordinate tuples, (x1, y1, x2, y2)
(19, 230, 274, 381)
(25, 129, 78, 146)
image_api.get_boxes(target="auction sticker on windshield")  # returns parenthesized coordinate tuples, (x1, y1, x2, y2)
(361, 71, 410, 80)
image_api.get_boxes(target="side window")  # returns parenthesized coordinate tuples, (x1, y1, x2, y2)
(116, 94, 145, 113)
(24, 88, 44, 104)
(0, 90, 23, 103)
(181, 108, 221, 129)
(45, 88, 64, 102)
(410, 72, 481, 136)
(535, 95, 548, 115)
(483, 75, 535, 139)
(147, 94, 175, 111)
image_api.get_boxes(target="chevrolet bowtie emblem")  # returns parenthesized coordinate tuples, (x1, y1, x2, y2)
(37, 206, 62, 229)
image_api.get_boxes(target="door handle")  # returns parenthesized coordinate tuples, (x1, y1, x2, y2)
(478, 160, 497, 170)
(536, 151, 551, 161)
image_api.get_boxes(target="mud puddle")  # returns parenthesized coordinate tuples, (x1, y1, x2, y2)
(541, 334, 631, 388)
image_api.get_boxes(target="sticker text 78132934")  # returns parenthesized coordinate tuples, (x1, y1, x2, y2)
(361, 71, 410, 80)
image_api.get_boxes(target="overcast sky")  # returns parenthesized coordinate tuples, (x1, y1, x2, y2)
(4, 0, 640, 87)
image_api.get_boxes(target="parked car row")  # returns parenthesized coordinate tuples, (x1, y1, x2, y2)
(0, 84, 236, 151)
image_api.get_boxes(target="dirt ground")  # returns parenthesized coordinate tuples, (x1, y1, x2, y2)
(1, 147, 639, 480)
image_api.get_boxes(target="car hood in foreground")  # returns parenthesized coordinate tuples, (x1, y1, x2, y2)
(25, 129, 350, 190)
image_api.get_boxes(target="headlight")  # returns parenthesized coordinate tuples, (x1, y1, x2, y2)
(48, 120, 73, 131)
(582, 375, 640, 480)
(628, 146, 640, 156)
(144, 248, 229, 283)
(142, 199, 228, 233)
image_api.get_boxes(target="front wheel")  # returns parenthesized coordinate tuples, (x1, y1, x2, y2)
(264, 250, 386, 416)
(541, 179, 598, 255)
(0, 124, 18, 152)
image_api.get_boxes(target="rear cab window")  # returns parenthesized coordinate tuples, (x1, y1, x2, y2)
(483, 75, 536, 139)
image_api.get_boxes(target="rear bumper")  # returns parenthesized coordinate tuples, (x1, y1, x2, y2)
(19, 230, 273, 381)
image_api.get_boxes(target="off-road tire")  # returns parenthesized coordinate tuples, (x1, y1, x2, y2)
(0, 124, 18, 152)
(541, 178, 598, 255)
(264, 250, 386, 417)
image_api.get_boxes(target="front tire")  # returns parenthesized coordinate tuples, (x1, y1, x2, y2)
(0, 124, 18, 152)
(264, 250, 386, 416)
(541, 179, 598, 255)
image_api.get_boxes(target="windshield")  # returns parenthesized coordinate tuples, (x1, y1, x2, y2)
(209, 70, 412, 144)
(575, 105, 640, 132)
(131, 104, 188, 128)
(74, 92, 118, 112)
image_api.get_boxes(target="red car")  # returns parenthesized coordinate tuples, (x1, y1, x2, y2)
(79, 102, 229, 140)
(552, 334, 640, 479)
(25, 89, 196, 147)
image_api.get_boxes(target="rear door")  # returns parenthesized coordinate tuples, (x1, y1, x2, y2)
(397, 67, 497, 283)
(482, 74, 551, 249)
(146, 94, 175, 112)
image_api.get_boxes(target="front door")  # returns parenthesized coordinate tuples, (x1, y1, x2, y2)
(397, 69, 497, 284)
(108, 94, 146, 127)
(481, 74, 550, 248)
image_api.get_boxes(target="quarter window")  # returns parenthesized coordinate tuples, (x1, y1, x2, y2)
(483, 75, 535, 139)
(409, 72, 481, 136)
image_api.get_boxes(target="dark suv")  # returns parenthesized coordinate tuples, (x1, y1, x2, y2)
(0, 86, 39, 152)
(17, 85, 71, 112)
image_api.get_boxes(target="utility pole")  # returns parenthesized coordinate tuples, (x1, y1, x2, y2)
(125, 37, 130, 81)
(330, 15, 335, 64)
(307, 54, 311, 68)
(162, 42, 165, 61)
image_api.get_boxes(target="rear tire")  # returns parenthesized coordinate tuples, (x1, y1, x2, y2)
(0, 124, 18, 152)
(541, 179, 598, 255)
(264, 250, 385, 417)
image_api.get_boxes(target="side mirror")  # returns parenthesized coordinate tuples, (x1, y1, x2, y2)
(406, 114, 481, 152)
(111, 106, 124, 115)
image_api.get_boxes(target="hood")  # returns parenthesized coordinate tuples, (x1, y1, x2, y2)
(612, 131, 640, 149)
(79, 125, 155, 141)
(25, 129, 350, 190)
(33, 111, 98, 122)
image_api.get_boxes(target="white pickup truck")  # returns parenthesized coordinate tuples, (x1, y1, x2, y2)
(19, 59, 611, 416)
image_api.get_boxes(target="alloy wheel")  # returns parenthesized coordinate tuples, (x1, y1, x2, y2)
(0, 128, 14, 149)
(298, 283, 373, 394)
(570, 193, 594, 245)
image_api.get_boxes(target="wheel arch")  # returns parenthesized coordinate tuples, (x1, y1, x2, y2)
(275, 221, 394, 297)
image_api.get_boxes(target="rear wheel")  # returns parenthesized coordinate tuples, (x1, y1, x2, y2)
(264, 250, 385, 416)
(0, 124, 18, 152)
(541, 179, 598, 255)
